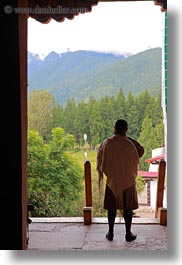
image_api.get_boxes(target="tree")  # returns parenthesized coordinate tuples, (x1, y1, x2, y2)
(154, 121, 164, 147)
(62, 98, 77, 134)
(47, 103, 64, 140)
(28, 128, 83, 217)
(126, 92, 140, 139)
(74, 101, 90, 147)
(28, 130, 47, 181)
(137, 115, 159, 170)
(99, 96, 115, 141)
(47, 127, 83, 215)
(135, 90, 152, 132)
(145, 93, 163, 127)
(28, 90, 57, 140)
(114, 89, 127, 121)
(88, 97, 103, 148)
(136, 176, 145, 195)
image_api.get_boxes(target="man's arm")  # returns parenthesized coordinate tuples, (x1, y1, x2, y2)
(96, 143, 104, 190)
(127, 137, 144, 158)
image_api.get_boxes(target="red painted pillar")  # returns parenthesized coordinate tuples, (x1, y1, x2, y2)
(83, 161, 92, 224)
(155, 159, 166, 220)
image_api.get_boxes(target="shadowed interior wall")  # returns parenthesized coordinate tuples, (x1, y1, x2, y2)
(1, 0, 23, 250)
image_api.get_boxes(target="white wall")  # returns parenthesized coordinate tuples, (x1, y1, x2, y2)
(150, 180, 157, 209)
(149, 147, 166, 210)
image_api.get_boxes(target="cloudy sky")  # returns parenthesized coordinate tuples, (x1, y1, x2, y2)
(28, 1, 164, 57)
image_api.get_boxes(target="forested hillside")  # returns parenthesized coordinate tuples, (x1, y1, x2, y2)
(28, 48, 162, 105)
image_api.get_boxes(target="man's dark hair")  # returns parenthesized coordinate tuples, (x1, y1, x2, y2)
(114, 119, 128, 132)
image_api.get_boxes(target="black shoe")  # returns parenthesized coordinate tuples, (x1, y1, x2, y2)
(125, 232, 137, 242)
(106, 232, 114, 241)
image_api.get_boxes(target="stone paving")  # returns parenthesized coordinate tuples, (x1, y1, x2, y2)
(27, 219, 167, 251)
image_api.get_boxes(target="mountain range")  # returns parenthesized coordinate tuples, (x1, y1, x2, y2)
(28, 47, 162, 106)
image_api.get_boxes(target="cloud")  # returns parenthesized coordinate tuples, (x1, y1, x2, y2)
(28, 1, 164, 56)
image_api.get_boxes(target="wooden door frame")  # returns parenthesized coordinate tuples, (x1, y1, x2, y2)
(19, 0, 165, 249)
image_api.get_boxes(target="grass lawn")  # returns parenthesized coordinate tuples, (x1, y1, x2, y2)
(68, 148, 107, 217)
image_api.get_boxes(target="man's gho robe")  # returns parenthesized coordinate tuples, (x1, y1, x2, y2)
(97, 135, 139, 209)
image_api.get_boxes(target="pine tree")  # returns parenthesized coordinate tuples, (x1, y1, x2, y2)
(138, 115, 159, 170)
(126, 92, 140, 139)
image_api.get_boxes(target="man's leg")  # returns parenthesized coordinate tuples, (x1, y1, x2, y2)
(106, 210, 116, 241)
(123, 210, 132, 234)
(123, 210, 137, 242)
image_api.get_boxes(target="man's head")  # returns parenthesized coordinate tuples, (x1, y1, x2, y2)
(114, 119, 128, 135)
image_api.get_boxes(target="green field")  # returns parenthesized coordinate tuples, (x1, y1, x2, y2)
(68, 148, 97, 172)
(68, 148, 107, 217)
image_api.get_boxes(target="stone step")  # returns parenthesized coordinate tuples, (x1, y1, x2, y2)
(136, 206, 154, 212)
(30, 216, 159, 224)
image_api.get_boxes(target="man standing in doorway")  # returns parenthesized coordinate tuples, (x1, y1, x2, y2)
(97, 119, 144, 242)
